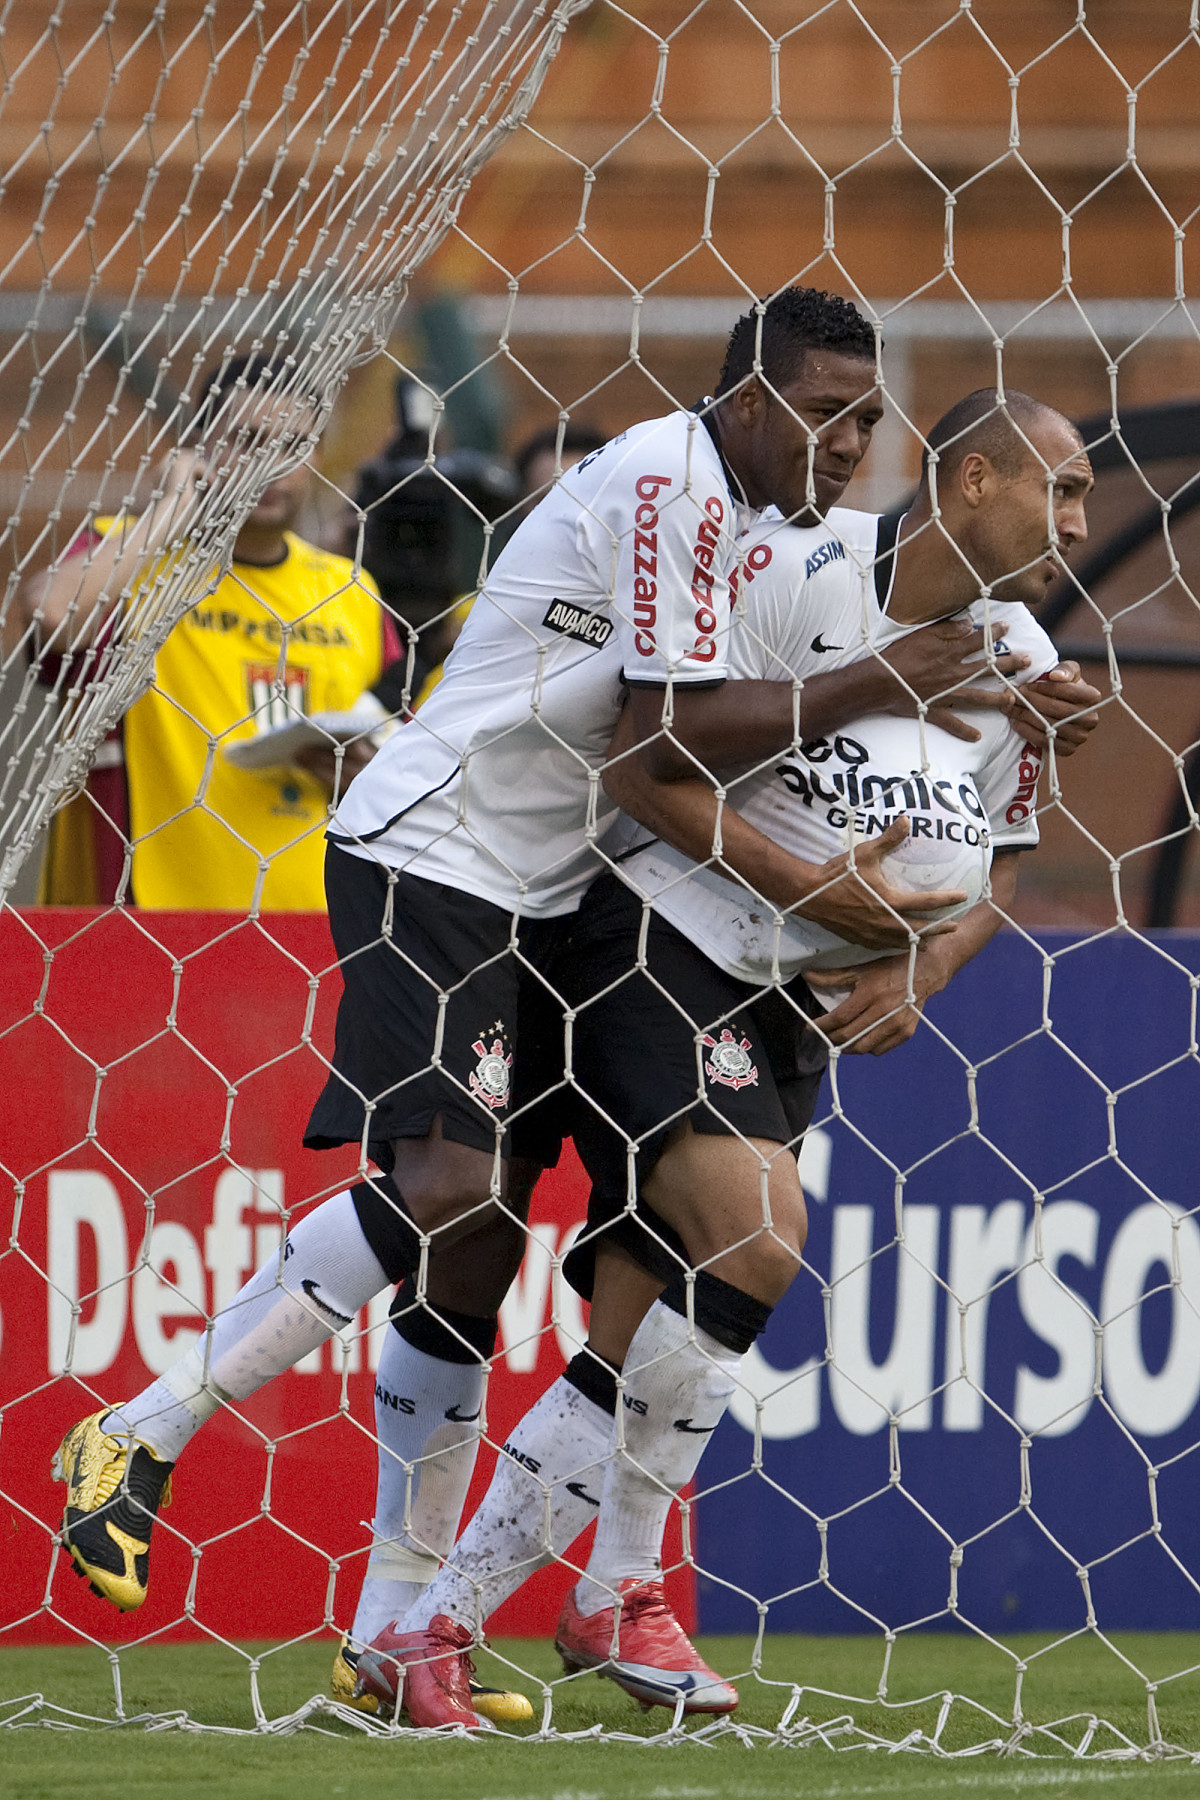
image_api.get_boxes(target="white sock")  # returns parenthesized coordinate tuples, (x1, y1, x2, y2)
(575, 1299, 742, 1617)
(103, 1190, 388, 1463)
(400, 1374, 614, 1635)
(348, 1328, 486, 1645)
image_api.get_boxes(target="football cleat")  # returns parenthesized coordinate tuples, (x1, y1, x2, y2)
(331, 1635, 380, 1714)
(467, 1680, 534, 1726)
(332, 1633, 533, 1725)
(353, 1614, 485, 1730)
(52, 1410, 174, 1612)
(556, 1579, 738, 1715)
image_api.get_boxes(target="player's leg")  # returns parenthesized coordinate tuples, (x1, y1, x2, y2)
(390, 1243, 660, 1633)
(333, 1201, 534, 1726)
(354, 1194, 738, 1723)
(54, 1182, 394, 1610)
(337, 928, 572, 1726)
(353, 1241, 663, 1725)
(550, 874, 825, 1712)
(54, 847, 522, 1612)
(357, 876, 821, 1721)
(344, 1222, 524, 1651)
(553, 1146, 799, 1716)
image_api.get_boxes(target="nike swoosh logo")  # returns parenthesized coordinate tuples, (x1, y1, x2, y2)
(445, 1405, 481, 1423)
(300, 1279, 352, 1326)
(611, 1661, 729, 1698)
(673, 1418, 717, 1434)
(565, 1480, 601, 1508)
(810, 633, 843, 654)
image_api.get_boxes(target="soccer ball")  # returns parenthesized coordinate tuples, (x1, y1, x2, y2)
(803, 812, 991, 979)
(877, 817, 990, 921)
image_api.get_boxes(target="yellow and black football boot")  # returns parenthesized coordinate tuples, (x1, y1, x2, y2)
(331, 1633, 534, 1725)
(52, 1410, 173, 1611)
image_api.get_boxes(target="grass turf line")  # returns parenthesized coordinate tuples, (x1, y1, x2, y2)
(3, 1634, 1200, 1800)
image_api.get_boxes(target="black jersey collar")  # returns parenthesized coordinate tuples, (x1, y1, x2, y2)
(873, 509, 904, 612)
(694, 397, 751, 513)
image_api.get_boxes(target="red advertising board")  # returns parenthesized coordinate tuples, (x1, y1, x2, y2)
(0, 907, 693, 1646)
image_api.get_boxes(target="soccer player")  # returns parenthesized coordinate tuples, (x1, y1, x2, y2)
(24, 355, 393, 909)
(351, 389, 1096, 1727)
(49, 296, 1094, 1720)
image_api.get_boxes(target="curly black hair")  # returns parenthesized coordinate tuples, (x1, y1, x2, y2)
(715, 287, 876, 397)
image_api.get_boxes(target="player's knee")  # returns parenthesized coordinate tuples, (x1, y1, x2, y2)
(736, 1160, 807, 1280)
(704, 1171, 805, 1305)
(390, 1139, 498, 1237)
(738, 1224, 804, 1307)
(428, 1208, 528, 1309)
(389, 1284, 497, 1365)
(777, 1179, 809, 1259)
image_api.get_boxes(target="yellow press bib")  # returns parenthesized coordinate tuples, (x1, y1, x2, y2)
(123, 534, 383, 909)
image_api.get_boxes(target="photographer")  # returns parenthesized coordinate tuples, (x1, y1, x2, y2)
(340, 377, 520, 713)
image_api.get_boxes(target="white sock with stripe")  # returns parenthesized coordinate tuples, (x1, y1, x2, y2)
(103, 1189, 388, 1462)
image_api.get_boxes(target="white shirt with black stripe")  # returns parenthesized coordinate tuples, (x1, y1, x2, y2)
(618, 507, 1057, 987)
(329, 408, 760, 916)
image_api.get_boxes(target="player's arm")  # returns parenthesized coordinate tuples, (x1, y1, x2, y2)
(608, 457, 1030, 781)
(627, 616, 1034, 782)
(19, 450, 202, 651)
(806, 848, 1023, 1055)
(602, 704, 965, 953)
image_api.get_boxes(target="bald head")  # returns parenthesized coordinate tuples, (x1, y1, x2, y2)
(899, 386, 1092, 618)
(923, 388, 1082, 485)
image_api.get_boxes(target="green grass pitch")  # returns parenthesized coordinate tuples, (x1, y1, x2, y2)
(4, 1634, 1200, 1799)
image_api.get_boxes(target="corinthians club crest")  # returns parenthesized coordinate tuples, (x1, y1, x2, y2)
(702, 1027, 759, 1091)
(470, 1023, 513, 1110)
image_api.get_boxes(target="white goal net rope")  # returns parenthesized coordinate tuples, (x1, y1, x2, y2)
(3, 0, 1200, 1764)
(0, 0, 588, 895)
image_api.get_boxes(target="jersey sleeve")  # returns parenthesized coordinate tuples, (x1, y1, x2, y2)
(725, 512, 880, 694)
(976, 726, 1043, 850)
(726, 524, 823, 683)
(974, 608, 1057, 849)
(600, 426, 734, 688)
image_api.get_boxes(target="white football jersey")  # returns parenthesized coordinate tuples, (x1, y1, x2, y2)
(618, 507, 1056, 986)
(330, 409, 760, 916)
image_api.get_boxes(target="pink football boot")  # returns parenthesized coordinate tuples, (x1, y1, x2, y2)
(353, 1613, 483, 1729)
(555, 1579, 738, 1714)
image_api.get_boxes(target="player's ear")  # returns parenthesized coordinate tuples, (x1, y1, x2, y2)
(958, 450, 990, 510)
(725, 372, 767, 430)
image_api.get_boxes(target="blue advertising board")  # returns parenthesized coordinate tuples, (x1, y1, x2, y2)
(695, 928, 1200, 1637)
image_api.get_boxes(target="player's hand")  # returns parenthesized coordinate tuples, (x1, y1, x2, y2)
(997, 660, 1102, 757)
(293, 735, 376, 798)
(794, 816, 965, 951)
(879, 618, 1030, 744)
(807, 946, 948, 1055)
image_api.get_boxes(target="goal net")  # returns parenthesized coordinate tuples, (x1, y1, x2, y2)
(3, 0, 1200, 1763)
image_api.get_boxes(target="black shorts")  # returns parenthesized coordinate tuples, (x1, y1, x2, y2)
(304, 844, 571, 1172)
(558, 872, 829, 1298)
